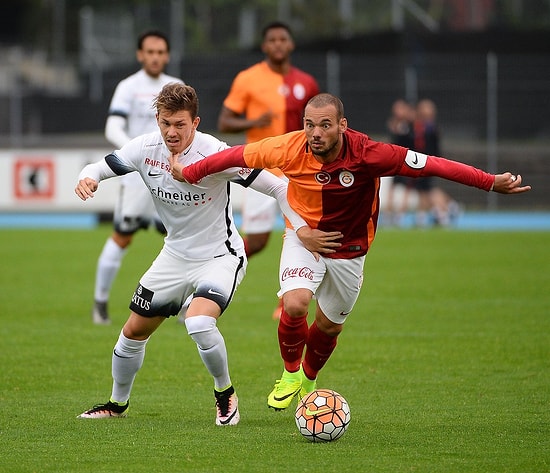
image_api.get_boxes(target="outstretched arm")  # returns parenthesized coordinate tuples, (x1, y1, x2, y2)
(418, 154, 531, 194)
(170, 145, 247, 183)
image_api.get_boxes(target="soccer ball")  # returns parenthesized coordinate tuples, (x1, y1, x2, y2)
(295, 389, 351, 442)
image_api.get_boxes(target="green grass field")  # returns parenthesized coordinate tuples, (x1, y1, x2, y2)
(1, 225, 548, 473)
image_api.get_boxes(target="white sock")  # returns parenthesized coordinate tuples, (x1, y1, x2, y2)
(111, 331, 148, 403)
(94, 237, 127, 302)
(185, 315, 231, 390)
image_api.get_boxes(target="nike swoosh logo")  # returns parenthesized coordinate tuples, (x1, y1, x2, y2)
(148, 170, 162, 177)
(282, 340, 303, 347)
(274, 389, 300, 402)
(217, 409, 238, 425)
(412, 153, 419, 165)
(339, 311, 350, 316)
(113, 349, 132, 359)
(208, 288, 224, 297)
(305, 406, 332, 416)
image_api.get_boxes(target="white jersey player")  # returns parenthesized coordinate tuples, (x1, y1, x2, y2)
(93, 30, 183, 325)
(75, 83, 318, 426)
(84, 129, 306, 261)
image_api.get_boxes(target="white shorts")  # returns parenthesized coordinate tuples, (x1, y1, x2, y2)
(113, 172, 162, 234)
(241, 187, 280, 234)
(277, 229, 365, 324)
(129, 247, 247, 318)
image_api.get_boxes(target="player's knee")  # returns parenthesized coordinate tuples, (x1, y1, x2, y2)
(322, 322, 343, 337)
(283, 291, 311, 317)
(315, 315, 343, 337)
(112, 232, 133, 249)
(184, 315, 220, 350)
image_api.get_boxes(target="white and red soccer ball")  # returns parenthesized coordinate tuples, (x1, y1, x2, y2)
(295, 389, 351, 442)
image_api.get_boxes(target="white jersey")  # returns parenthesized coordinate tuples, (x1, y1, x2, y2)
(108, 69, 183, 138)
(80, 130, 306, 261)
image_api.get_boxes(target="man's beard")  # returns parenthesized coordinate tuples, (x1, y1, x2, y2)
(312, 137, 340, 158)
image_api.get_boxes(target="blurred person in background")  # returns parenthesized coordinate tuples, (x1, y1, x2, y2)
(217, 21, 319, 319)
(92, 30, 184, 325)
(384, 99, 415, 226)
(412, 99, 461, 227)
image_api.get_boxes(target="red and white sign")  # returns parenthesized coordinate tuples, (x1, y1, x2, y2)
(14, 158, 55, 200)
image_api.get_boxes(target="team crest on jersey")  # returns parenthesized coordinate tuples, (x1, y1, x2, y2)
(339, 170, 354, 187)
(279, 84, 290, 97)
(293, 83, 306, 100)
(315, 171, 331, 185)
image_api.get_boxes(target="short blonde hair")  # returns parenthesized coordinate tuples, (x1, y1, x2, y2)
(153, 83, 199, 118)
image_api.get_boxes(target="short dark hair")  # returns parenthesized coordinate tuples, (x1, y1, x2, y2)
(137, 30, 170, 51)
(307, 93, 345, 120)
(153, 83, 199, 119)
(261, 21, 293, 40)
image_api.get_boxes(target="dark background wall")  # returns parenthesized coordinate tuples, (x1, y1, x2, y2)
(4, 30, 549, 140)
(1, 31, 548, 210)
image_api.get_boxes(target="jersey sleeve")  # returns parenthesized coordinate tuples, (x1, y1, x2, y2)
(107, 79, 132, 118)
(77, 159, 118, 182)
(222, 72, 249, 115)
(362, 136, 495, 191)
(104, 153, 136, 176)
(421, 155, 494, 190)
(103, 136, 144, 175)
(181, 145, 248, 183)
(105, 115, 131, 148)
(396, 149, 495, 191)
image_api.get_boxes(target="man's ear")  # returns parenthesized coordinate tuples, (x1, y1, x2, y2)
(339, 117, 348, 133)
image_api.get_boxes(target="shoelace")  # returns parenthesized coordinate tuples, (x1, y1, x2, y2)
(88, 401, 126, 414)
(216, 394, 231, 416)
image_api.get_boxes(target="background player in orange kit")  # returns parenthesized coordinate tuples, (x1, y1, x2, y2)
(218, 21, 319, 318)
(171, 93, 531, 411)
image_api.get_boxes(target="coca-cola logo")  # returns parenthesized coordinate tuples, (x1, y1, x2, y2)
(281, 266, 314, 281)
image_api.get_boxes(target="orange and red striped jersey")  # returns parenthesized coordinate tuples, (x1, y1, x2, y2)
(183, 129, 494, 259)
(223, 61, 319, 143)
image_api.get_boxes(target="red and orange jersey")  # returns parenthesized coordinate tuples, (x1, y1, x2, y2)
(223, 61, 319, 143)
(183, 128, 494, 259)
(243, 129, 399, 258)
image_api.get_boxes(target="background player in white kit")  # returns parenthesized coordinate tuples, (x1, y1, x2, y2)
(74, 83, 326, 425)
(92, 30, 184, 325)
